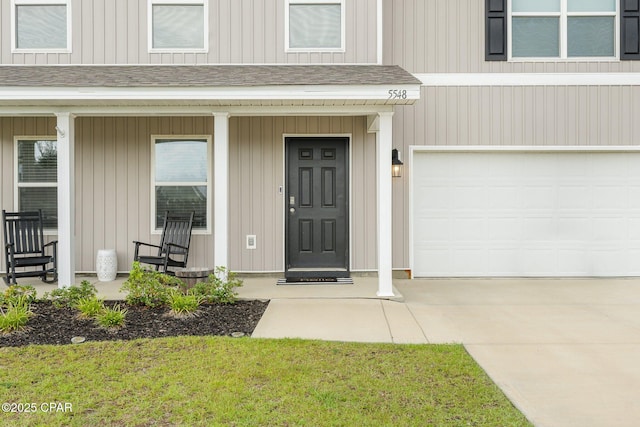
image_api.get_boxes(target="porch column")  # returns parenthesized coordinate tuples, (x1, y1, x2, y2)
(376, 112, 394, 297)
(55, 112, 76, 288)
(213, 112, 230, 269)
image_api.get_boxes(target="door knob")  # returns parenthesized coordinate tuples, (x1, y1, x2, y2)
(289, 207, 296, 213)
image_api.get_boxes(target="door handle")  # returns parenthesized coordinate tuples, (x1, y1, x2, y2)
(289, 207, 296, 214)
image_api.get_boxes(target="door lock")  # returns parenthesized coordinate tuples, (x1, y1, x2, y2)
(289, 196, 295, 205)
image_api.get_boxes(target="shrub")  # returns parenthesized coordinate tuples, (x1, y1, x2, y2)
(46, 280, 97, 309)
(0, 299, 33, 333)
(192, 267, 243, 304)
(75, 296, 106, 319)
(96, 304, 127, 329)
(1, 285, 38, 306)
(167, 290, 202, 317)
(120, 262, 182, 307)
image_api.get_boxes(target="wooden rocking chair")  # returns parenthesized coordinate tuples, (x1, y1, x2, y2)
(133, 211, 195, 275)
(2, 210, 58, 285)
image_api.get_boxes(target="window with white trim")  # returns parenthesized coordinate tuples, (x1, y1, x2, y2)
(152, 136, 211, 232)
(149, 0, 207, 51)
(510, 0, 617, 59)
(16, 138, 58, 230)
(12, 0, 70, 51)
(286, 0, 344, 51)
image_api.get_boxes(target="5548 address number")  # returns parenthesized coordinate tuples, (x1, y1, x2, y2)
(388, 89, 408, 100)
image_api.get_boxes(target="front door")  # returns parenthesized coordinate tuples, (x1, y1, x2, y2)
(285, 137, 349, 278)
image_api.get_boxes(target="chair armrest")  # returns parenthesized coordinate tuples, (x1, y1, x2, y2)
(43, 240, 58, 248)
(133, 241, 163, 250)
(165, 242, 188, 252)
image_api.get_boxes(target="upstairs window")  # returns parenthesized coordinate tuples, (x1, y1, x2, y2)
(152, 136, 211, 233)
(16, 138, 58, 230)
(149, 0, 207, 52)
(286, 0, 344, 51)
(511, 0, 616, 59)
(12, 0, 70, 51)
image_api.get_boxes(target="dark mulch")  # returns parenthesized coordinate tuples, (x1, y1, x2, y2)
(0, 300, 269, 348)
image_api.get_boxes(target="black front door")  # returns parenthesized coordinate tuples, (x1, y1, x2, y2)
(285, 137, 349, 278)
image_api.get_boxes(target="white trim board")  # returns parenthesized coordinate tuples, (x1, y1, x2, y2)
(416, 73, 640, 87)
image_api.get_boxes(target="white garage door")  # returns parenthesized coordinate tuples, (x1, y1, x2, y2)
(412, 151, 640, 277)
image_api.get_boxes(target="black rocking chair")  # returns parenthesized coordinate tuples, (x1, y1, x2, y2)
(2, 210, 58, 285)
(133, 211, 195, 275)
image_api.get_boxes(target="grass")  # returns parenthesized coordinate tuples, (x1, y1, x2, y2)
(0, 337, 531, 426)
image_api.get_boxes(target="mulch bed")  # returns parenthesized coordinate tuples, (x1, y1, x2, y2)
(0, 300, 269, 348)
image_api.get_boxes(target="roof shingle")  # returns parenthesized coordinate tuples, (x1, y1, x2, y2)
(0, 65, 420, 87)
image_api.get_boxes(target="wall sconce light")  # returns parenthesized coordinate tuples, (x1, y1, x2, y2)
(392, 148, 403, 178)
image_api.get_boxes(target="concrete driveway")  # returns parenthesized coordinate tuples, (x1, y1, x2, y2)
(396, 278, 640, 427)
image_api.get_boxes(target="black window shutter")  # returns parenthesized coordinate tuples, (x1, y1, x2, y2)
(621, 0, 640, 59)
(485, 0, 507, 61)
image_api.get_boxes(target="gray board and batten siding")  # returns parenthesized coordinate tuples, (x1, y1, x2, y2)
(384, 0, 640, 270)
(0, 0, 377, 65)
(0, 116, 377, 274)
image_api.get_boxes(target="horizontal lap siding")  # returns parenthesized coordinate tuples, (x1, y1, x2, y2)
(229, 116, 377, 272)
(1, 0, 377, 64)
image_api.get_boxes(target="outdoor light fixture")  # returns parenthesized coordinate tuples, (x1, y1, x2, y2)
(392, 148, 403, 178)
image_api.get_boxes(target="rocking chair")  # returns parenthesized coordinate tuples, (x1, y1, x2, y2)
(2, 210, 58, 285)
(133, 211, 194, 275)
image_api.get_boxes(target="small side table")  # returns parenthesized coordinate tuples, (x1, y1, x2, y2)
(96, 249, 118, 282)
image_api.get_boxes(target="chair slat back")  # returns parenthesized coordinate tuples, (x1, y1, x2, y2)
(159, 212, 195, 257)
(2, 210, 45, 255)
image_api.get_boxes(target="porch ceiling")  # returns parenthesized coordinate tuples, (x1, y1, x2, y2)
(0, 65, 421, 109)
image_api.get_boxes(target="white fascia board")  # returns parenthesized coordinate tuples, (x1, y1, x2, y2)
(417, 73, 640, 87)
(0, 105, 396, 117)
(0, 84, 420, 102)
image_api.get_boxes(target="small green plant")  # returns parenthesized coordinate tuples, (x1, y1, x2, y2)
(0, 299, 33, 333)
(1, 285, 38, 306)
(167, 290, 202, 317)
(121, 262, 182, 307)
(95, 304, 127, 329)
(192, 267, 243, 304)
(75, 296, 106, 319)
(45, 280, 97, 309)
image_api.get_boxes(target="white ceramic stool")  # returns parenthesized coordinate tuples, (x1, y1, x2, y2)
(96, 249, 118, 282)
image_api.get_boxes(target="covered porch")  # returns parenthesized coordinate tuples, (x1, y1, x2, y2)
(0, 65, 420, 297)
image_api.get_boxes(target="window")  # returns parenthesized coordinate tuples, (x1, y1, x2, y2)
(152, 136, 211, 232)
(12, 0, 70, 51)
(510, 0, 617, 58)
(286, 0, 344, 51)
(149, 0, 207, 51)
(15, 138, 58, 230)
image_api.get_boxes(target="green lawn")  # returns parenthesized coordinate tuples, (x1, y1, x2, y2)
(0, 337, 530, 426)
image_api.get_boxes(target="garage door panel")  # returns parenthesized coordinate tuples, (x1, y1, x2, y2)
(412, 151, 640, 277)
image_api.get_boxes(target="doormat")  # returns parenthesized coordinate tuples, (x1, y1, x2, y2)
(277, 277, 353, 285)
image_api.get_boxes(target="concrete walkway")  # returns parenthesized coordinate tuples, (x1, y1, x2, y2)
(6, 275, 640, 426)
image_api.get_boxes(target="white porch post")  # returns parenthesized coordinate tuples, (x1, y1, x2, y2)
(55, 112, 76, 287)
(376, 111, 394, 297)
(213, 112, 230, 269)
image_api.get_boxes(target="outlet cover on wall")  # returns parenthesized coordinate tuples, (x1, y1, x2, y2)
(246, 235, 257, 250)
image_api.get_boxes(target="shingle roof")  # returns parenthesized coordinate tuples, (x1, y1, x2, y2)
(0, 65, 420, 87)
